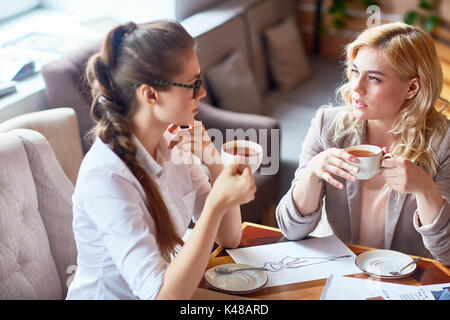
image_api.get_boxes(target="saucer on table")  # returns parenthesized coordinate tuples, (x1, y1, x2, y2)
(355, 249, 418, 279)
(204, 263, 268, 294)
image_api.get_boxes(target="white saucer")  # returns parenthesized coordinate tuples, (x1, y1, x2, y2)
(355, 249, 417, 279)
(204, 263, 268, 294)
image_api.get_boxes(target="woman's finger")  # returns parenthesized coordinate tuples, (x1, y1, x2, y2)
(380, 167, 397, 177)
(381, 158, 398, 168)
(167, 124, 179, 134)
(227, 163, 245, 175)
(332, 148, 359, 163)
(324, 163, 357, 181)
(168, 126, 193, 150)
(320, 171, 344, 189)
(327, 155, 359, 176)
(240, 165, 252, 176)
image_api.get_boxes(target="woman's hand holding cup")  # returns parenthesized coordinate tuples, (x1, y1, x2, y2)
(206, 163, 256, 212)
(379, 157, 431, 194)
(344, 145, 392, 180)
(308, 145, 393, 189)
(307, 147, 359, 189)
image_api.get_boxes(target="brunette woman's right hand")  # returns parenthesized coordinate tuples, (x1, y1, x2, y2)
(307, 148, 359, 189)
(207, 164, 256, 210)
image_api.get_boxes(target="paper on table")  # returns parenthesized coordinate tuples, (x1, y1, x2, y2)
(321, 275, 450, 300)
(381, 282, 450, 300)
(226, 235, 361, 287)
(321, 275, 410, 300)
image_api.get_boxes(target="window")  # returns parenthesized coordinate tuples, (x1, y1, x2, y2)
(41, 0, 177, 23)
(0, 0, 39, 22)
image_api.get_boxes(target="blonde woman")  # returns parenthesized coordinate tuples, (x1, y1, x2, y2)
(276, 22, 449, 265)
(66, 20, 256, 300)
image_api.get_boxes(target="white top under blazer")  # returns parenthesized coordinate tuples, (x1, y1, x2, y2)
(66, 131, 211, 300)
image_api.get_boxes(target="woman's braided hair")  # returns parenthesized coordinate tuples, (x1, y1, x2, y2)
(85, 20, 195, 261)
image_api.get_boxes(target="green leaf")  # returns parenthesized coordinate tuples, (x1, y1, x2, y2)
(328, 5, 338, 13)
(419, 0, 432, 11)
(424, 15, 440, 32)
(363, 0, 379, 8)
(404, 10, 419, 25)
(333, 18, 347, 29)
(318, 25, 327, 35)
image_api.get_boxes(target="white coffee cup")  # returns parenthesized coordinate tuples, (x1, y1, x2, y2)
(345, 144, 392, 180)
(221, 140, 263, 174)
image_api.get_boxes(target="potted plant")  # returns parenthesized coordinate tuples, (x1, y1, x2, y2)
(403, 0, 440, 32)
(328, 0, 380, 30)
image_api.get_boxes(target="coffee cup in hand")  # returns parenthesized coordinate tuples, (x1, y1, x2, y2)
(345, 144, 392, 180)
(221, 140, 263, 174)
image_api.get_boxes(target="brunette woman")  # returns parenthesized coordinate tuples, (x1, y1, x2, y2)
(67, 20, 256, 299)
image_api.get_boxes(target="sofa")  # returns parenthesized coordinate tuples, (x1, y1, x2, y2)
(180, 0, 307, 105)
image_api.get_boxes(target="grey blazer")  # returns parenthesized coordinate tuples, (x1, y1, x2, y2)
(276, 106, 450, 266)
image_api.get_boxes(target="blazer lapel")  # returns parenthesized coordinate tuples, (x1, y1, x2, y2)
(346, 180, 361, 243)
(385, 191, 407, 248)
(384, 160, 427, 248)
(345, 121, 366, 243)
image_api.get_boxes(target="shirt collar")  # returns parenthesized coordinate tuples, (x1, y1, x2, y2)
(132, 134, 163, 179)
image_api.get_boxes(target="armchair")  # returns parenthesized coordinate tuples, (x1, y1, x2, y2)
(0, 107, 83, 185)
(0, 129, 77, 299)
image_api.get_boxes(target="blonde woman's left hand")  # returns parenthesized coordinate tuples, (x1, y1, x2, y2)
(380, 157, 432, 194)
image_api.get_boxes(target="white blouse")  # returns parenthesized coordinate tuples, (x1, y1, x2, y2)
(66, 131, 211, 300)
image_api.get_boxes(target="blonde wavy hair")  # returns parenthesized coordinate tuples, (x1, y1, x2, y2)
(335, 22, 448, 177)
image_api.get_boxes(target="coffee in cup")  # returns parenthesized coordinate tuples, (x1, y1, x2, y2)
(221, 140, 263, 173)
(347, 150, 376, 157)
(345, 144, 392, 180)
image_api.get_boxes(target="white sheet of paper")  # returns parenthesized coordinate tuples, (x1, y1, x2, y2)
(321, 275, 450, 300)
(226, 235, 361, 287)
(320, 275, 411, 300)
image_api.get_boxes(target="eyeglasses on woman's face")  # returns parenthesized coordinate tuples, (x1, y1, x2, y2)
(134, 78, 203, 99)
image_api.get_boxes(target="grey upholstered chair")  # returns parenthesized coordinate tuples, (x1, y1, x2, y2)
(0, 129, 77, 299)
(0, 107, 83, 185)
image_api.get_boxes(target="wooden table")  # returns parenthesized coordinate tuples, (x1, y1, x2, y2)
(199, 222, 450, 300)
